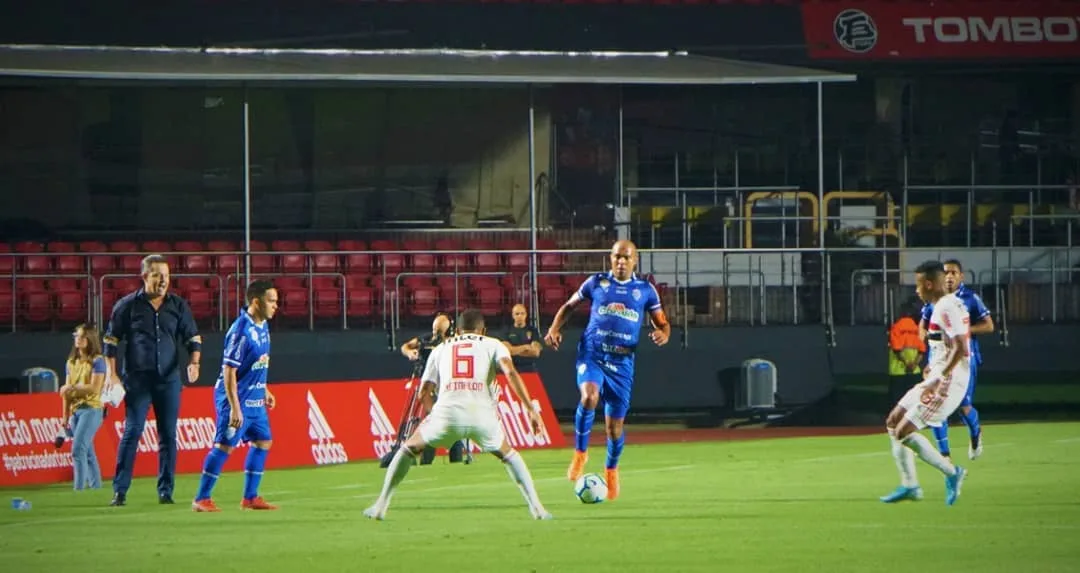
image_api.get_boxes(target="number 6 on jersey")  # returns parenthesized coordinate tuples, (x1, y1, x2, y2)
(452, 343, 474, 378)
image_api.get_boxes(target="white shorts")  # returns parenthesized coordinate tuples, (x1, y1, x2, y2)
(417, 404, 505, 453)
(897, 370, 970, 429)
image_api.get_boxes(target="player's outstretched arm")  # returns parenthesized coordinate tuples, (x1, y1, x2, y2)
(544, 296, 581, 350)
(497, 357, 543, 433)
(400, 337, 421, 361)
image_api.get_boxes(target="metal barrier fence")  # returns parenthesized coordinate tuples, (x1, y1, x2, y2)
(1, 248, 1078, 343)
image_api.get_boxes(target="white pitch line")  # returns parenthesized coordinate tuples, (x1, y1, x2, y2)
(1054, 437, 1080, 444)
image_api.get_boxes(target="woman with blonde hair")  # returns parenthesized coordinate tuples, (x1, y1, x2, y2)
(60, 323, 107, 490)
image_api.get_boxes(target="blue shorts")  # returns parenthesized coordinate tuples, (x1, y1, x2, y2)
(213, 409, 272, 448)
(960, 360, 978, 408)
(576, 353, 634, 419)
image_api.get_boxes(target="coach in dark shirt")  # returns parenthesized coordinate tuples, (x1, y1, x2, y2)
(501, 304, 542, 373)
(103, 254, 202, 507)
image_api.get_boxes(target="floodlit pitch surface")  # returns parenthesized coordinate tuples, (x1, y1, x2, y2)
(3, 422, 1078, 573)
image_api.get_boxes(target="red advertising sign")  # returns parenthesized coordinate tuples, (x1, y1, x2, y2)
(0, 374, 564, 487)
(802, 1, 1080, 60)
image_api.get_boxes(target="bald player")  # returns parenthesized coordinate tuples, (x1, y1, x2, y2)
(501, 304, 543, 374)
(545, 240, 670, 500)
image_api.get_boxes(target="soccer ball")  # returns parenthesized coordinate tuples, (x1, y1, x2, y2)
(574, 473, 608, 504)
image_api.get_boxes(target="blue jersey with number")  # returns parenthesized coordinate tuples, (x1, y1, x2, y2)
(214, 312, 271, 418)
(575, 272, 662, 359)
(921, 283, 989, 365)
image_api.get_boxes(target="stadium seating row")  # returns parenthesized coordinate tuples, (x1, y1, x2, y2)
(0, 238, 568, 276)
(0, 274, 615, 328)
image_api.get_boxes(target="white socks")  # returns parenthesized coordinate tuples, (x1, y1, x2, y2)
(372, 447, 415, 512)
(903, 432, 958, 477)
(502, 450, 546, 516)
(888, 430, 919, 488)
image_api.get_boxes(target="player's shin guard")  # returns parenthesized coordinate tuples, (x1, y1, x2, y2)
(888, 429, 918, 488)
(195, 447, 229, 501)
(605, 432, 625, 470)
(960, 407, 981, 443)
(902, 432, 957, 477)
(574, 404, 595, 452)
(502, 450, 544, 515)
(931, 424, 951, 457)
(242, 446, 269, 500)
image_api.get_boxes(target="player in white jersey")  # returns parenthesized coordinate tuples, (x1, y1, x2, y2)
(880, 260, 970, 506)
(363, 309, 553, 521)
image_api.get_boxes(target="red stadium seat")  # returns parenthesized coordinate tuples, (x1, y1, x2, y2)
(47, 242, 76, 252)
(280, 252, 307, 274)
(108, 277, 141, 292)
(14, 241, 43, 253)
(18, 291, 51, 323)
(540, 286, 568, 315)
(142, 241, 171, 253)
(371, 240, 404, 276)
(537, 238, 564, 271)
(109, 241, 138, 253)
(311, 252, 340, 273)
(182, 252, 212, 274)
(404, 240, 435, 273)
(16, 278, 46, 293)
(174, 240, 203, 252)
(271, 240, 300, 252)
(346, 287, 375, 318)
(474, 251, 501, 273)
(101, 290, 124, 319)
(345, 274, 370, 290)
(435, 238, 469, 272)
(501, 240, 530, 273)
(313, 289, 342, 319)
(304, 240, 333, 251)
(408, 286, 440, 316)
(249, 241, 274, 273)
(185, 289, 216, 322)
(0, 279, 11, 293)
(338, 239, 365, 251)
(207, 240, 236, 252)
(50, 278, 82, 292)
(55, 255, 85, 274)
(281, 288, 309, 319)
(55, 291, 88, 322)
(402, 275, 430, 288)
(475, 287, 503, 315)
(23, 254, 51, 274)
(0, 244, 12, 275)
(214, 252, 240, 276)
(308, 276, 338, 290)
(78, 241, 108, 253)
(118, 254, 143, 273)
(467, 275, 499, 290)
(537, 274, 562, 288)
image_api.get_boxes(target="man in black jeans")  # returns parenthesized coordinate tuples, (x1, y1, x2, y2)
(104, 254, 202, 506)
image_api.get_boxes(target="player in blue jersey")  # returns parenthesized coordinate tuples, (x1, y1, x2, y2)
(544, 240, 670, 500)
(918, 259, 993, 461)
(192, 280, 279, 512)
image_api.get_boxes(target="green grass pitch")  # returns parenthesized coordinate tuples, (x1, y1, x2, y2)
(3, 422, 1079, 573)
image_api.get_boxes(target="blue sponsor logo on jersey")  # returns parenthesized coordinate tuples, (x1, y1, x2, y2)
(597, 302, 640, 322)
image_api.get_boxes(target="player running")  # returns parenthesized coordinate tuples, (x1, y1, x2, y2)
(880, 261, 969, 506)
(192, 280, 279, 512)
(544, 239, 670, 501)
(918, 258, 993, 461)
(363, 309, 552, 521)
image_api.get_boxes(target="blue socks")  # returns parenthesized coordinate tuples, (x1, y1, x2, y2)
(960, 407, 981, 444)
(243, 446, 269, 500)
(605, 432, 625, 470)
(574, 404, 595, 452)
(195, 447, 229, 501)
(932, 424, 951, 457)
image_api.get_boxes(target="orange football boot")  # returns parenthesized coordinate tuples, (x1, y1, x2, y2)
(191, 499, 221, 512)
(605, 468, 620, 501)
(240, 496, 279, 510)
(567, 450, 588, 481)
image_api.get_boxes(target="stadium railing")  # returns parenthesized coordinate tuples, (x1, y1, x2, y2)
(2, 243, 1078, 335)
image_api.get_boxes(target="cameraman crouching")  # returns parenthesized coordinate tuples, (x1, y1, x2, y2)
(399, 312, 466, 464)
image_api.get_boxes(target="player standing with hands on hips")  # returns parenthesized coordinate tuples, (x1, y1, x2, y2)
(192, 280, 279, 512)
(363, 309, 552, 521)
(880, 260, 969, 506)
(544, 239, 670, 501)
(103, 255, 202, 506)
